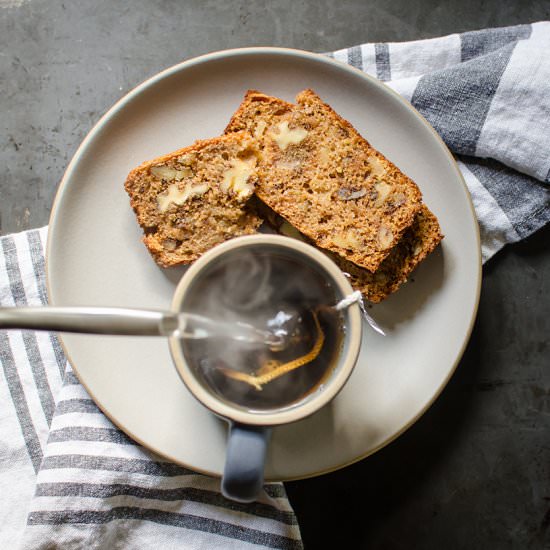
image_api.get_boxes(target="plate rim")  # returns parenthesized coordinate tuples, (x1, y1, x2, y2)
(45, 46, 482, 481)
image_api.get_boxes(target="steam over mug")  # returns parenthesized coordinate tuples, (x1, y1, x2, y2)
(169, 235, 362, 502)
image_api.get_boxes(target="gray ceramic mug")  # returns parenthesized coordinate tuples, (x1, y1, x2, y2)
(169, 235, 362, 502)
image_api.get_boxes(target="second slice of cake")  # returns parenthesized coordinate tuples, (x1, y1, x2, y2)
(226, 89, 423, 273)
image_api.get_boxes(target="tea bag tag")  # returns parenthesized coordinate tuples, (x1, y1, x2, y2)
(335, 290, 385, 336)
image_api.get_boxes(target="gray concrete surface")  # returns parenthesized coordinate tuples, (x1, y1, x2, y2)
(1, 1, 549, 548)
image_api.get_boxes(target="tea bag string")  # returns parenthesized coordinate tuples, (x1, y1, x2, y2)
(218, 310, 325, 391)
(335, 290, 386, 336)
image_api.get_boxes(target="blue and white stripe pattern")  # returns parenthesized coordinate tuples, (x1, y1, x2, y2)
(331, 22, 550, 260)
(1, 22, 549, 549)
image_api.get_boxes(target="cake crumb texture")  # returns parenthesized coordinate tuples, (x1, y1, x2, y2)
(124, 131, 262, 267)
(226, 89, 424, 272)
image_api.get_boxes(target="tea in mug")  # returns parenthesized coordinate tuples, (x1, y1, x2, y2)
(180, 251, 344, 411)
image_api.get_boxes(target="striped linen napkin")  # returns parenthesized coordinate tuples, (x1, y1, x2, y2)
(1, 22, 549, 549)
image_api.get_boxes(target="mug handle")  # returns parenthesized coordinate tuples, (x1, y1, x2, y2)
(222, 423, 272, 503)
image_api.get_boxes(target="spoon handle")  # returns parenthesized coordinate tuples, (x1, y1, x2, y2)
(0, 307, 177, 336)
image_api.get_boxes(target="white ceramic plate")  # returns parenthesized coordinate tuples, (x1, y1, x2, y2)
(47, 48, 481, 481)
